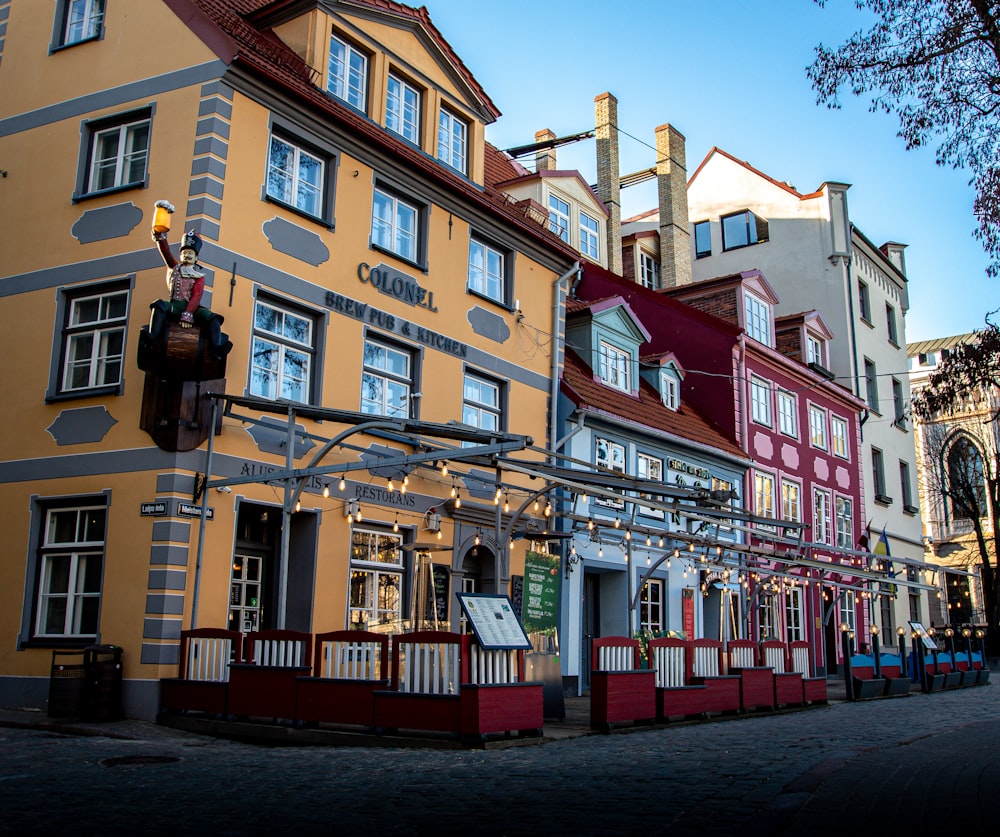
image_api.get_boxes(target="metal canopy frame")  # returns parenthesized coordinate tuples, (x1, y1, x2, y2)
(188, 393, 951, 638)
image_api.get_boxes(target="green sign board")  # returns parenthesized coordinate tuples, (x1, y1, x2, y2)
(521, 551, 560, 637)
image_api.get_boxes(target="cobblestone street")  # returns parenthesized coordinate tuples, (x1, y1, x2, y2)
(2, 684, 998, 836)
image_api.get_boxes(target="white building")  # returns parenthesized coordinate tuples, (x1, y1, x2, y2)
(682, 148, 927, 633)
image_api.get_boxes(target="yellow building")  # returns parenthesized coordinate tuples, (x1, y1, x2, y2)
(0, 0, 576, 718)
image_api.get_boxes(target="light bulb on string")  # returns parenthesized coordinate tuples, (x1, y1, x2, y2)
(339, 477, 346, 492)
(387, 479, 394, 493)
(322, 484, 330, 499)
(393, 514, 399, 533)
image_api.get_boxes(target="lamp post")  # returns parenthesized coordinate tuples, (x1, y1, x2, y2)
(945, 627, 957, 671)
(911, 630, 926, 692)
(871, 625, 882, 678)
(841, 622, 854, 700)
(896, 626, 909, 680)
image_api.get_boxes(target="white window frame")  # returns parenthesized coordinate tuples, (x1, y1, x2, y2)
(462, 371, 502, 436)
(548, 194, 570, 242)
(361, 337, 413, 418)
(60, 286, 129, 394)
(813, 488, 832, 545)
(468, 238, 505, 304)
(755, 472, 776, 523)
(637, 452, 664, 519)
(840, 590, 856, 633)
(785, 587, 804, 642)
(35, 505, 106, 639)
(595, 437, 626, 508)
(751, 376, 772, 426)
(759, 594, 779, 641)
(781, 480, 801, 524)
(328, 32, 367, 110)
(831, 416, 849, 458)
(599, 341, 631, 392)
(744, 292, 771, 346)
(266, 134, 324, 218)
(59, 0, 105, 47)
(661, 373, 679, 410)
(639, 252, 661, 289)
(806, 334, 823, 366)
(777, 389, 797, 437)
(579, 211, 600, 260)
(372, 187, 419, 263)
(809, 404, 828, 450)
(386, 73, 420, 144)
(249, 298, 315, 403)
(348, 527, 404, 630)
(640, 579, 665, 632)
(84, 114, 151, 195)
(437, 108, 467, 173)
(835, 496, 853, 549)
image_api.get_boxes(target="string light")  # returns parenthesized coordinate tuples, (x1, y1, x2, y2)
(393, 514, 399, 533)
(295, 500, 301, 512)
(625, 528, 632, 541)
(645, 534, 652, 547)
(544, 502, 552, 518)
(450, 481, 457, 498)
(504, 492, 510, 513)
(441, 463, 448, 477)
(613, 518, 620, 529)
(587, 518, 594, 530)
(322, 484, 330, 498)
(454, 491, 462, 509)
(355, 506, 363, 523)
(339, 477, 346, 492)
(387, 479, 395, 492)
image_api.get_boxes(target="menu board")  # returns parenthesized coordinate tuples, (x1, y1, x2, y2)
(521, 552, 559, 636)
(456, 593, 532, 650)
(909, 621, 938, 652)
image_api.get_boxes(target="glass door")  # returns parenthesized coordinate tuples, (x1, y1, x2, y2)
(229, 554, 262, 634)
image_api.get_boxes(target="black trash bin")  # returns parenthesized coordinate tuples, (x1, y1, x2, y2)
(83, 645, 123, 721)
(48, 649, 87, 718)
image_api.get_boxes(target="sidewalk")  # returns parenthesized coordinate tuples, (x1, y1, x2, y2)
(0, 677, 855, 748)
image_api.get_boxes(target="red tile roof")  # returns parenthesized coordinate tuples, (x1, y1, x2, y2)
(560, 349, 744, 460)
(167, 1, 572, 252)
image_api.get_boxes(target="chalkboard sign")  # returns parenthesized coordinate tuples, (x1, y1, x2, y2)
(511, 574, 523, 618)
(432, 564, 450, 624)
(456, 593, 531, 650)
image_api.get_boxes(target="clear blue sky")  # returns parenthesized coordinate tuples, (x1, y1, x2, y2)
(425, 0, 995, 343)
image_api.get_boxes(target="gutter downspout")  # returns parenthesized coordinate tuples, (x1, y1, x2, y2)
(549, 261, 581, 464)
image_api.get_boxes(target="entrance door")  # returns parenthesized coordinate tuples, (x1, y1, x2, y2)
(229, 554, 263, 633)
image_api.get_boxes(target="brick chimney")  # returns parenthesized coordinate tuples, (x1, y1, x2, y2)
(594, 92, 622, 275)
(535, 128, 557, 172)
(656, 123, 691, 287)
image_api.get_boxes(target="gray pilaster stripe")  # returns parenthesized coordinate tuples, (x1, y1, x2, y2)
(150, 544, 190, 567)
(141, 642, 180, 666)
(143, 618, 182, 640)
(186, 197, 223, 220)
(146, 594, 185, 616)
(151, 520, 192, 543)
(148, 569, 187, 591)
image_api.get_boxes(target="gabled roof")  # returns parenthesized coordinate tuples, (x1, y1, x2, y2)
(776, 310, 834, 342)
(494, 170, 609, 218)
(561, 349, 745, 461)
(164, 0, 573, 256)
(688, 147, 828, 199)
(663, 269, 781, 308)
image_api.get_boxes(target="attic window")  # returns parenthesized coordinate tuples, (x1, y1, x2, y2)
(599, 341, 631, 392)
(328, 32, 367, 111)
(721, 210, 768, 251)
(806, 334, 824, 366)
(660, 372, 679, 410)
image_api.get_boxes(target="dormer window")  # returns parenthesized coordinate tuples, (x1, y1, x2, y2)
(386, 73, 420, 143)
(599, 341, 631, 392)
(548, 195, 570, 242)
(660, 372, 679, 410)
(437, 108, 468, 174)
(744, 291, 771, 346)
(328, 32, 368, 110)
(806, 334, 823, 366)
(639, 252, 661, 289)
(580, 211, 600, 260)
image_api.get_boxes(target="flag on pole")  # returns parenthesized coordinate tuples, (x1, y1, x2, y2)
(873, 526, 890, 557)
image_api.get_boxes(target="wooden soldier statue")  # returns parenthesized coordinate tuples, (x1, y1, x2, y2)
(138, 200, 231, 378)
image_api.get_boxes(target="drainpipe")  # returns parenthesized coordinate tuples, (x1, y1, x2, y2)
(549, 262, 581, 465)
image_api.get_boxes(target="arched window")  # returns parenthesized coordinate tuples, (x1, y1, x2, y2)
(946, 436, 987, 521)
